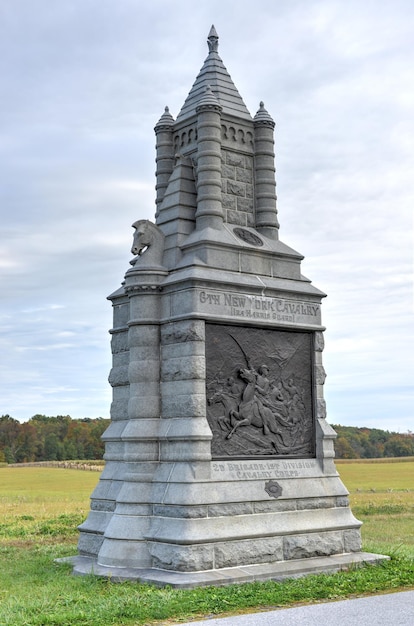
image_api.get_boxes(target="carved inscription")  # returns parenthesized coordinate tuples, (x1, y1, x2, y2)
(206, 324, 315, 459)
(211, 459, 318, 480)
(199, 290, 320, 325)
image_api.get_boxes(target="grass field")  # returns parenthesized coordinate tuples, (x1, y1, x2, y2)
(0, 461, 413, 625)
(336, 460, 414, 556)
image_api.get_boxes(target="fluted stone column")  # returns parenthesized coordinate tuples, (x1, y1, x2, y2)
(158, 319, 212, 462)
(154, 106, 175, 218)
(96, 264, 167, 569)
(314, 331, 337, 473)
(77, 288, 130, 558)
(144, 318, 213, 571)
(254, 102, 279, 239)
(195, 86, 224, 230)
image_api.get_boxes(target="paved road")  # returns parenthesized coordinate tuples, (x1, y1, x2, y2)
(175, 590, 414, 625)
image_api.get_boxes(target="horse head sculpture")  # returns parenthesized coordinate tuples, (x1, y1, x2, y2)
(130, 220, 165, 268)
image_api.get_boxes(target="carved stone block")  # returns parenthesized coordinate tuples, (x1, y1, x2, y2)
(344, 529, 363, 552)
(227, 180, 246, 196)
(283, 531, 343, 560)
(215, 536, 284, 568)
(148, 542, 214, 572)
(226, 151, 245, 167)
(226, 209, 246, 225)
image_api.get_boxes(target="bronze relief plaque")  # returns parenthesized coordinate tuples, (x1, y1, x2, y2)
(206, 324, 315, 459)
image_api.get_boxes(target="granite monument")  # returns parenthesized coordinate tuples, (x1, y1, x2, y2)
(70, 26, 387, 586)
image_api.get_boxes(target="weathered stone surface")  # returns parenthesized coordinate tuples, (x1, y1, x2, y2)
(246, 212, 255, 226)
(153, 504, 208, 518)
(161, 341, 205, 359)
(127, 323, 159, 345)
(111, 332, 129, 353)
(316, 365, 327, 385)
(208, 502, 254, 517)
(161, 320, 204, 344)
(161, 355, 205, 381)
(253, 499, 297, 513)
(296, 497, 336, 510)
(160, 439, 212, 462)
(226, 152, 245, 167)
(121, 419, 160, 439)
(315, 331, 325, 351)
(110, 397, 129, 420)
(78, 510, 112, 535)
(222, 194, 237, 209)
(336, 496, 350, 507)
(227, 180, 245, 196)
(98, 539, 152, 568)
(317, 398, 327, 418)
(215, 537, 284, 568)
(344, 529, 362, 552)
(148, 542, 214, 571)
(91, 499, 116, 512)
(284, 532, 344, 560)
(78, 532, 104, 557)
(129, 359, 159, 383)
(237, 196, 254, 212)
(122, 441, 159, 462)
(108, 364, 129, 387)
(226, 209, 246, 225)
(103, 514, 151, 541)
(161, 393, 206, 417)
(222, 164, 235, 179)
(236, 167, 252, 183)
(127, 395, 160, 418)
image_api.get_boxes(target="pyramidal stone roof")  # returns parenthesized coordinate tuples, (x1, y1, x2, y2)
(176, 26, 252, 123)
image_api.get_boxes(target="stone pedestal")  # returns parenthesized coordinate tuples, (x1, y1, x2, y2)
(70, 26, 387, 586)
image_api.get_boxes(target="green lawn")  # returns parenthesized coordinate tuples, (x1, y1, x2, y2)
(337, 460, 414, 558)
(0, 462, 413, 626)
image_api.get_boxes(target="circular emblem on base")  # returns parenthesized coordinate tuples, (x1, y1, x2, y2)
(265, 480, 282, 498)
(233, 227, 264, 247)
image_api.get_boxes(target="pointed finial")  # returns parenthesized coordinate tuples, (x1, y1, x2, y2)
(154, 105, 175, 131)
(196, 84, 222, 112)
(207, 25, 219, 53)
(254, 101, 275, 127)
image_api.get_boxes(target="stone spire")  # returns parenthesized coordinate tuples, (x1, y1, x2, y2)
(176, 26, 251, 122)
(154, 106, 175, 215)
(254, 102, 279, 238)
(195, 86, 224, 230)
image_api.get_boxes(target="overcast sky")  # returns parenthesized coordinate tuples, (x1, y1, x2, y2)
(1, 0, 413, 432)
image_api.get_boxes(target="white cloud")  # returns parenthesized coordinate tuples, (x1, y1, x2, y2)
(0, 0, 413, 431)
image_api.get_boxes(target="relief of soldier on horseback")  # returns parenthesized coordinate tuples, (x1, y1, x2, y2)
(206, 328, 313, 457)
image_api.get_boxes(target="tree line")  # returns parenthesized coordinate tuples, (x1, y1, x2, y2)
(332, 424, 414, 459)
(1, 414, 413, 463)
(0, 414, 109, 463)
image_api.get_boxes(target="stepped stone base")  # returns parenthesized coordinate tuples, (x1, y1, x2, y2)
(62, 552, 388, 588)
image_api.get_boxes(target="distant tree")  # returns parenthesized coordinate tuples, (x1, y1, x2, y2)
(332, 424, 414, 459)
(15, 422, 37, 462)
(384, 435, 414, 458)
(0, 415, 22, 462)
(334, 436, 358, 459)
(0, 414, 109, 463)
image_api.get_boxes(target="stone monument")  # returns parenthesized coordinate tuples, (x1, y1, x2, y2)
(71, 26, 387, 586)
